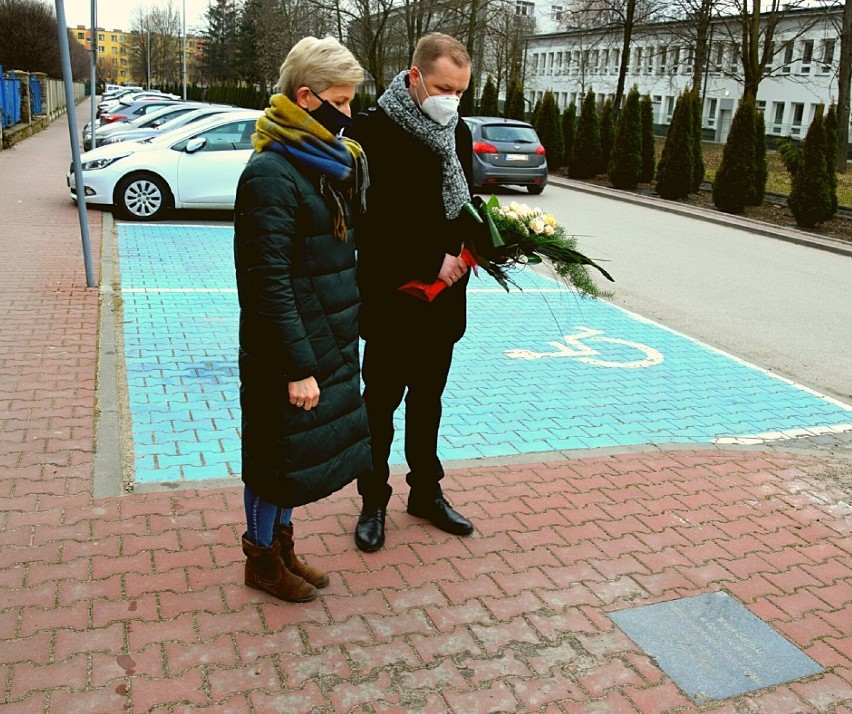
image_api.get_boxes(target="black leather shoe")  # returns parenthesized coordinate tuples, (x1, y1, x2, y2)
(407, 495, 474, 536)
(355, 504, 387, 552)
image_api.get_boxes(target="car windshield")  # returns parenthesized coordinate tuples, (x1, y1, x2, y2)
(481, 125, 539, 143)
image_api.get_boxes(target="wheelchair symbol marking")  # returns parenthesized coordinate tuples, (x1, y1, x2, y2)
(505, 326, 664, 368)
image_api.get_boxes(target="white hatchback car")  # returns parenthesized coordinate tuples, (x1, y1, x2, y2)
(68, 109, 262, 220)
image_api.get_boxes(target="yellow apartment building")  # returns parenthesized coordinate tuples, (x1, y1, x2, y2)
(71, 26, 205, 87)
(71, 25, 134, 84)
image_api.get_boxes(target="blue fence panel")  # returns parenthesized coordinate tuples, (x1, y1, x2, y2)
(0, 66, 22, 128)
(30, 76, 43, 115)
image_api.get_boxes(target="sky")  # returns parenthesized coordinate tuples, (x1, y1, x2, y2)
(58, 0, 209, 33)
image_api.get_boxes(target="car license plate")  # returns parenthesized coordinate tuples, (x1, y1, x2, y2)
(505, 153, 528, 161)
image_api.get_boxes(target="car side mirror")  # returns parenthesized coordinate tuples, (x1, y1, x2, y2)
(185, 137, 207, 154)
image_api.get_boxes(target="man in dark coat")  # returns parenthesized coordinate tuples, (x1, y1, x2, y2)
(346, 33, 482, 552)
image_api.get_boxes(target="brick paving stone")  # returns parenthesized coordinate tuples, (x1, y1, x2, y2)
(347, 640, 422, 676)
(442, 680, 520, 712)
(249, 683, 326, 714)
(279, 647, 351, 688)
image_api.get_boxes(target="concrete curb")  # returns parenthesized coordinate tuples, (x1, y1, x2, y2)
(549, 175, 852, 258)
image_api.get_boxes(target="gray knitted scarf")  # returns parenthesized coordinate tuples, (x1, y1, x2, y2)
(378, 70, 470, 220)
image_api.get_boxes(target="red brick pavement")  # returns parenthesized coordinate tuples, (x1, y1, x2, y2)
(1, 105, 851, 712)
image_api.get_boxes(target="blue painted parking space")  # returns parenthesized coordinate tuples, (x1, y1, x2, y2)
(118, 224, 852, 484)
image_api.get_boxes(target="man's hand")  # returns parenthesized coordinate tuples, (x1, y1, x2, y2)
(289, 377, 320, 411)
(437, 252, 469, 287)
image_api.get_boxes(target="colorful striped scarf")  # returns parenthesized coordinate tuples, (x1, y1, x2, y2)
(252, 94, 368, 240)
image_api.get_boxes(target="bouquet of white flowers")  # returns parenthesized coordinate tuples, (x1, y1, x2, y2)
(466, 195, 614, 296)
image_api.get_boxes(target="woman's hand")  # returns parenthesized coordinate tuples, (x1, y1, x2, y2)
(289, 377, 320, 411)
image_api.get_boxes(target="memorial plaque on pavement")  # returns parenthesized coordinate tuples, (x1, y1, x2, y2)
(609, 591, 824, 704)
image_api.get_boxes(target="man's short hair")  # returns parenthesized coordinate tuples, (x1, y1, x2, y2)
(275, 36, 364, 98)
(411, 33, 471, 75)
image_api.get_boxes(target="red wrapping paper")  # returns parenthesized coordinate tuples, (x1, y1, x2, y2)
(396, 248, 479, 302)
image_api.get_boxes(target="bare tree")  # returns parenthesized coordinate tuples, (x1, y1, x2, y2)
(0, 0, 88, 78)
(837, 0, 850, 172)
(129, 2, 182, 86)
(562, 0, 660, 108)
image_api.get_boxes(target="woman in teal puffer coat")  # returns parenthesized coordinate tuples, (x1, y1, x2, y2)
(234, 36, 371, 603)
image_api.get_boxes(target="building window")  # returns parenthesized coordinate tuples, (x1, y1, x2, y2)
(550, 5, 563, 22)
(671, 47, 680, 74)
(800, 39, 813, 73)
(591, 49, 599, 74)
(633, 47, 642, 74)
(772, 102, 784, 134)
(782, 42, 793, 73)
(665, 96, 675, 122)
(659, 46, 667, 74)
(98, 45, 104, 53)
(111, 34, 117, 41)
(77, 32, 84, 39)
(112, 47, 117, 53)
(707, 98, 717, 127)
(819, 39, 835, 73)
(611, 49, 619, 73)
(791, 102, 804, 135)
(97, 33, 104, 41)
(516, 1, 534, 16)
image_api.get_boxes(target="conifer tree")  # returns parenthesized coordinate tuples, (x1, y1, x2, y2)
(569, 89, 602, 179)
(749, 108, 768, 205)
(712, 96, 757, 213)
(609, 85, 642, 189)
(599, 98, 615, 175)
(655, 92, 694, 200)
(690, 90, 705, 191)
(504, 78, 526, 120)
(535, 91, 564, 168)
(562, 103, 577, 171)
(479, 75, 499, 116)
(788, 113, 833, 228)
(824, 104, 839, 217)
(640, 94, 655, 182)
(532, 99, 542, 128)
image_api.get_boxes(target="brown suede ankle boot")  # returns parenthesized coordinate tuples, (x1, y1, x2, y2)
(242, 537, 318, 602)
(275, 524, 330, 589)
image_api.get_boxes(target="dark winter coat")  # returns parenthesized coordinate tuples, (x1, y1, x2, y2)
(346, 106, 482, 344)
(234, 149, 371, 508)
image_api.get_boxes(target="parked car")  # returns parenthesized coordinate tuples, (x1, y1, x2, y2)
(97, 90, 179, 118)
(97, 99, 185, 129)
(96, 105, 244, 147)
(463, 116, 548, 195)
(84, 102, 202, 150)
(68, 110, 262, 220)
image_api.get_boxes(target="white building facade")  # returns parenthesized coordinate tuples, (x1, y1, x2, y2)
(524, 7, 847, 145)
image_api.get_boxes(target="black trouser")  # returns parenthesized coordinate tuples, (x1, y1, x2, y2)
(358, 336, 455, 503)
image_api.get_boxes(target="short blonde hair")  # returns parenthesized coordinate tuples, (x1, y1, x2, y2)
(275, 36, 365, 98)
(411, 33, 470, 75)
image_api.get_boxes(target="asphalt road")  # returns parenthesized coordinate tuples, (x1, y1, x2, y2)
(511, 183, 852, 402)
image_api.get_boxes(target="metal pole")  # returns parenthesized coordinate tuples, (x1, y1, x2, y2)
(147, 27, 151, 90)
(182, 0, 187, 100)
(54, 0, 96, 288)
(90, 0, 97, 149)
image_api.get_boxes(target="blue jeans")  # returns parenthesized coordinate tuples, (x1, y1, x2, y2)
(244, 486, 293, 548)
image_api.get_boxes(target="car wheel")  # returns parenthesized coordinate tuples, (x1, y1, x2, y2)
(527, 185, 544, 195)
(116, 172, 171, 220)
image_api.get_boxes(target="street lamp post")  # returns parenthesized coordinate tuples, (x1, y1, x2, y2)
(182, 0, 187, 100)
(90, 0, 96, 149)
(146, 27, 151, 90)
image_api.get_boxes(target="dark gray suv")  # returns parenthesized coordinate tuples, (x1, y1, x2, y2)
(463, 116, 548, 195)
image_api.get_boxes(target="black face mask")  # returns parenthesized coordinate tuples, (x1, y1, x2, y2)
(310, 90, 353, 135)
